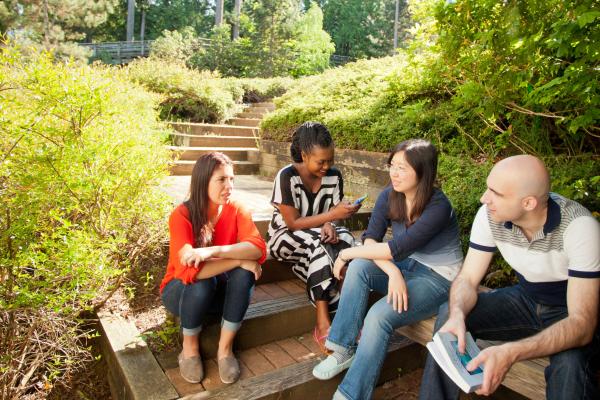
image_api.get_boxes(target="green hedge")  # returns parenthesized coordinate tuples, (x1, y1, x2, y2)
(0, 43, 171, 397)
(123, 58, 294, 122)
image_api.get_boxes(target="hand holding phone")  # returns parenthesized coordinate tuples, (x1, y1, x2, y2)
(353, 195, 368, 205)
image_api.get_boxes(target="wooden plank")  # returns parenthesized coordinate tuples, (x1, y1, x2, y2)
(260, 282, 290, 299)
(164, 367, 204, 397)
(257, 342, 296, 369)
(97, 311, 179, 400)
(182, 337, 419, 400)
(296, 331, 322, 356)
(397, 317, 548, 400)
(238, 358, 255, 380)
(239, 348, 276, 375)
(201, 359, 225, 391)
(250, 286, 273, 304)
(276, 337, 316, 363)
(199, 293, 314, 359)
(277, 279, 305, 295)
(257, 258, 297, 284)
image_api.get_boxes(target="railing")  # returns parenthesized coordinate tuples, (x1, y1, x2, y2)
(79, 39, 355, 67)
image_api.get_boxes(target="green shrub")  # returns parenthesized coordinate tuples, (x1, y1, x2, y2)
(225, 77, 295, 103)
(150, 27, 199, 65)
(124, 58, 294, 122)
(0, 43, 171, 397)
(124, 58, 239, 122)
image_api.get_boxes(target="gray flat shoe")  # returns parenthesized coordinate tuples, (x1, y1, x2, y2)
(178, 352, 203, 383)
(218, 355, 240, 384)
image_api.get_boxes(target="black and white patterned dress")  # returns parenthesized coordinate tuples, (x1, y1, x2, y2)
(268, 165, 355, 312)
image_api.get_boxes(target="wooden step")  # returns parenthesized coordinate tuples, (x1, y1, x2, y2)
(155, 281, 314, 362)
(170, 160, 259, 175)
(171, 134, 258, 148)
(168, 146, 258, 162)
(169, 331, 421, 399)
(245, 107, 273, 114)
(248, 102, 275, 110)
(227, 118, 262, 127)
(237, 111, 269, 119)
(170, 122, 259, 137)
(252, 208, 372, 240)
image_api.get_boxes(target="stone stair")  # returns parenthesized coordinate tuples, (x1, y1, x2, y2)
(168, 103, 273, 176)
(152, 212, 426, 399)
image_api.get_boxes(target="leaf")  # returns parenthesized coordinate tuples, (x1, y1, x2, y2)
(577, 11, 600, 28)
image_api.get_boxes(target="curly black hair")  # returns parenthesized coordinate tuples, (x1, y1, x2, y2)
(289, 122, 333, 163)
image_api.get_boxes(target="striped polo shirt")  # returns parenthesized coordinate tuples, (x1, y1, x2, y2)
(469, 193, 600, 306)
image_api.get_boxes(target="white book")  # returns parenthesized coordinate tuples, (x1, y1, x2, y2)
(426, 331, 484, 393)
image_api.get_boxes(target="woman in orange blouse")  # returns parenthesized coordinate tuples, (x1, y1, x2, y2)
(160, 152, 266, 385)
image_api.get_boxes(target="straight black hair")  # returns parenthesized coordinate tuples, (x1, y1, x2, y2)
(387, 139, 438, 225)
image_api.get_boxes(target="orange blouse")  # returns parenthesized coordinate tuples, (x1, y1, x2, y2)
(159, 200, 267, 292)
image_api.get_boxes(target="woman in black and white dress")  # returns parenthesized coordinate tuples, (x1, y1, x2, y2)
(267, 122, 360, 350)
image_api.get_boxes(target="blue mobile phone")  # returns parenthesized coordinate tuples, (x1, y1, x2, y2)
(354, 195, 368, 205)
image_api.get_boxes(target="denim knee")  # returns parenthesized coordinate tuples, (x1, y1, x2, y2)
(545, 346, 598, 399)
(346, 258, 375, 283)
(433, 302, 450, 332)
(221, 267, 255, 331)
(227, 267, 255, 291)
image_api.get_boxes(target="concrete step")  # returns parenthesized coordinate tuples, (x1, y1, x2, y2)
(227, 118, 262, 127)
(170, 160, 259, 175)
(170, 122, 259, 137)
(168, 146, 258, 162)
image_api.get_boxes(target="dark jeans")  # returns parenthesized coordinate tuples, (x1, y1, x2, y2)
(161, 267, 255, 335)
(419, 284, 600, 400)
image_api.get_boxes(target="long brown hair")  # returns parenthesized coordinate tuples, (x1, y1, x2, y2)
(387, 139, 438, 225)
(185, 152, 233, 247)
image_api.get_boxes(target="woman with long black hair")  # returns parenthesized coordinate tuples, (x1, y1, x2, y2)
(312, 139, 464, 400)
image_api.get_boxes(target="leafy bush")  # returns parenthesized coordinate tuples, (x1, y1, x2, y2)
(260, 55, 405, 147)
(0, 43, 171, 397)
(124, 58, 293, 122)
(124, 57, 239, 122)
(224, 77, 295, 103)
(150, 27, 200, 65)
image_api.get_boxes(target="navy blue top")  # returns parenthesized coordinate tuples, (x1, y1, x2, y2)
(362, 187, 463, 278)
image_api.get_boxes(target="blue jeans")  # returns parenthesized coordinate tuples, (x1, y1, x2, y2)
(161, 267, 255, 335)
(419, 284, 600, 400)
(325, 257, 452, 400)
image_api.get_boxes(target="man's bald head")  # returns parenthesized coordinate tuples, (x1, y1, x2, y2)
(491, 155, 550, 201)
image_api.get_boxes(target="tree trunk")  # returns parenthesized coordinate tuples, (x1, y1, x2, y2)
(394, 0, 400, 49)
(42, 0, 50, 46)
(215, 0, 224, 26)
(140, 10, 146, 55)
(126, 0, 135, 41)
(232, 0, 242, 39)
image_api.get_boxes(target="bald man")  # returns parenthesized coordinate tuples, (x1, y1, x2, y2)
(419, 155, 600, 400)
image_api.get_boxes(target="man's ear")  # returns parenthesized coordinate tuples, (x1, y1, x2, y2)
(522, 195, 538, 211)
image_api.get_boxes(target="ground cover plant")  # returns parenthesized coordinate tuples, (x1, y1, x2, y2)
(0, 42, 172, 398)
